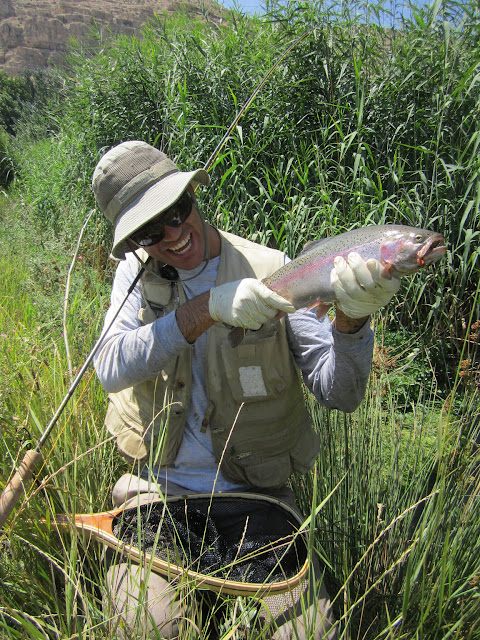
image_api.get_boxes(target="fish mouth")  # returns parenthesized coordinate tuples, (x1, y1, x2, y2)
(418, 234, 446, 265)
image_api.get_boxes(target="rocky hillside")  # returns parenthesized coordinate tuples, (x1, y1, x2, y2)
(0, 0, 226, 76)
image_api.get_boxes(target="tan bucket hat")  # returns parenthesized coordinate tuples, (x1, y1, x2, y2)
(92, 141, 210, 260)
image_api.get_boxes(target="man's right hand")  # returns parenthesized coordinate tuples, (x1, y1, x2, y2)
(209, 278, 296, 329)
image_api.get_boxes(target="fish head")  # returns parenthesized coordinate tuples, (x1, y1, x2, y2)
(379, 227, 446, 275)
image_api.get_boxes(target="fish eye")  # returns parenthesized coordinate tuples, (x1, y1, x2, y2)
(415, 234, 423, 243)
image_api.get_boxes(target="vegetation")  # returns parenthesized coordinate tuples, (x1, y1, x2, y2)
(0, 0, 479, 638)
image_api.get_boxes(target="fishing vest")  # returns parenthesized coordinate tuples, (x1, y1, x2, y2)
(104, 230, 320, 488)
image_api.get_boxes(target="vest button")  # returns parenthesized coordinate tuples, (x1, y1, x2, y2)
(177, 381, 185, 389)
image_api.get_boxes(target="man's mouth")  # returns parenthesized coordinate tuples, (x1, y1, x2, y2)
(169, 233, 192, 255)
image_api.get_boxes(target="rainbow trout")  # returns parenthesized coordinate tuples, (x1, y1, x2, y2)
(228, 224, 446, 347)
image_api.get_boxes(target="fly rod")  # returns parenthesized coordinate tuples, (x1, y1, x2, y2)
(0, 266, 145, 529)
(0, 27, 316, 530)
(202, 27, 314, 173)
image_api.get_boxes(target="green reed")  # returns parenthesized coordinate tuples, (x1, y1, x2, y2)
(10, 0, 478, 374)
(1, 0, 480, 636)
(2, 191, 480, 639)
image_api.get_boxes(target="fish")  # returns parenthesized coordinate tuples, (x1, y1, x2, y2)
(228, 224, 446, 347)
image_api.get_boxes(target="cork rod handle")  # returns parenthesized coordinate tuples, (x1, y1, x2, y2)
(0, 450, 43, 529)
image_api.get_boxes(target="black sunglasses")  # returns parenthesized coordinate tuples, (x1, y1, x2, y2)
(130, 190, 194, 247)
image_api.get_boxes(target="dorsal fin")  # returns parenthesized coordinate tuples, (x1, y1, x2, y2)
(298, 236, 330, 256)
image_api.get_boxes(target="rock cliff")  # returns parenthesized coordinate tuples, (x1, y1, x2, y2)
(0, 0, 226, 75)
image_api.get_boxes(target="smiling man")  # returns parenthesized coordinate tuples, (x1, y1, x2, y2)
(92, 140, 400, 639)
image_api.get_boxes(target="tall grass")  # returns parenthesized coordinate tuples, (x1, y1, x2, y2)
(1, 0, 480, 637)
(298, 355, 480, 637)
(1, 211, 479, 637)
(0, 200, 120, 637)
(8, 0, 479, 375)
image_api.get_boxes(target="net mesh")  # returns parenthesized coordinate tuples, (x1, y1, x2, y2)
(112, 496, 308, 585)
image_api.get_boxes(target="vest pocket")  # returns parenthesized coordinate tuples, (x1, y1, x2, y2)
(220, 336, 288, 403)
(227, 452, 293, 489)
(289, 426, 321, 474)
(223, 424, 320, 489)
(215, 395, 318, 489)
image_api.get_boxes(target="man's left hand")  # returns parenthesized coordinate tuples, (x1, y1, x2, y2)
(331, 252, 401, 319)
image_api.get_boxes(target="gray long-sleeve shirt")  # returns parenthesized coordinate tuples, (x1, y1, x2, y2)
(94, 251, 374, 492)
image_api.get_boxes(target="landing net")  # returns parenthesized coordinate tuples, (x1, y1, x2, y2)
(112, 495, 308, 585)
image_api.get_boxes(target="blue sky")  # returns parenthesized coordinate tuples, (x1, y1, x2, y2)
(217, 0, 430, 19)
(218, 0, 268, 15)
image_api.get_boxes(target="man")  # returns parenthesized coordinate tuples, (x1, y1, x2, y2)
(92, 140, 400, 639)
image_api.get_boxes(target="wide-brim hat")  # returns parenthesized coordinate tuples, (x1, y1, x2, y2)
(92, 140, 210, 260)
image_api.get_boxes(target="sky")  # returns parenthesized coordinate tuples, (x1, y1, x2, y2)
(218, 0, 267, 14)
(217, 0, 430, 19)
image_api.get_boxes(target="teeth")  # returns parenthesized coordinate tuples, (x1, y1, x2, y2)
(170, 233, 191, 254)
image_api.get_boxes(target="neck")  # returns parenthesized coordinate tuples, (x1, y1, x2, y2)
(206, 225, 221, 259)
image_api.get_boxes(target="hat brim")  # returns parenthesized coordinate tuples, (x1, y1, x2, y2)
(111, 167, 210, 260)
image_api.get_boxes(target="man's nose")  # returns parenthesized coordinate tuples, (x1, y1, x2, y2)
(163, 223, 183, 241)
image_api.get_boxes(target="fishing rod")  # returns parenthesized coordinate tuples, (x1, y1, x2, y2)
(202, 27, 315, 173)
(0, 267, 145, 529)
(0, 27, 315, 530)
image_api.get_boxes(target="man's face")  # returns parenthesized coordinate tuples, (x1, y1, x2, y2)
(141, 190, 209, 270)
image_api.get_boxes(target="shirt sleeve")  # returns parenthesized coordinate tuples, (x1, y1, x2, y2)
(93, 254, 190, 393)
(286, 308, 374, 413)
(95, 250, 374, 407)
(278, 251, 373, 412)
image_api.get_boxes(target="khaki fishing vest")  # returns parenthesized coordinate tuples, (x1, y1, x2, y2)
(104, 230, 320, 488)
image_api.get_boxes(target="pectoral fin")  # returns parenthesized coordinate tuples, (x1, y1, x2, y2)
(301, 300, 332, 319)
(228, 326, 247, 348)
(314, 302, 331, 319)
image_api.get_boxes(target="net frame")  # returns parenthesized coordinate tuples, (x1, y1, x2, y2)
(55, 492, 310, 597)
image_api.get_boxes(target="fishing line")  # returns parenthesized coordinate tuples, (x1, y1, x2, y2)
(202, 27, 315, 173)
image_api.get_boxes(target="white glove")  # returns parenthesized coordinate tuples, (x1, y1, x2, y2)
(209, 278, 296, 329)
(331, 252, 401, 319)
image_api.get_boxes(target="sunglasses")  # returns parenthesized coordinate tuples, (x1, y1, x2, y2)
(130, 190, 194, 247)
